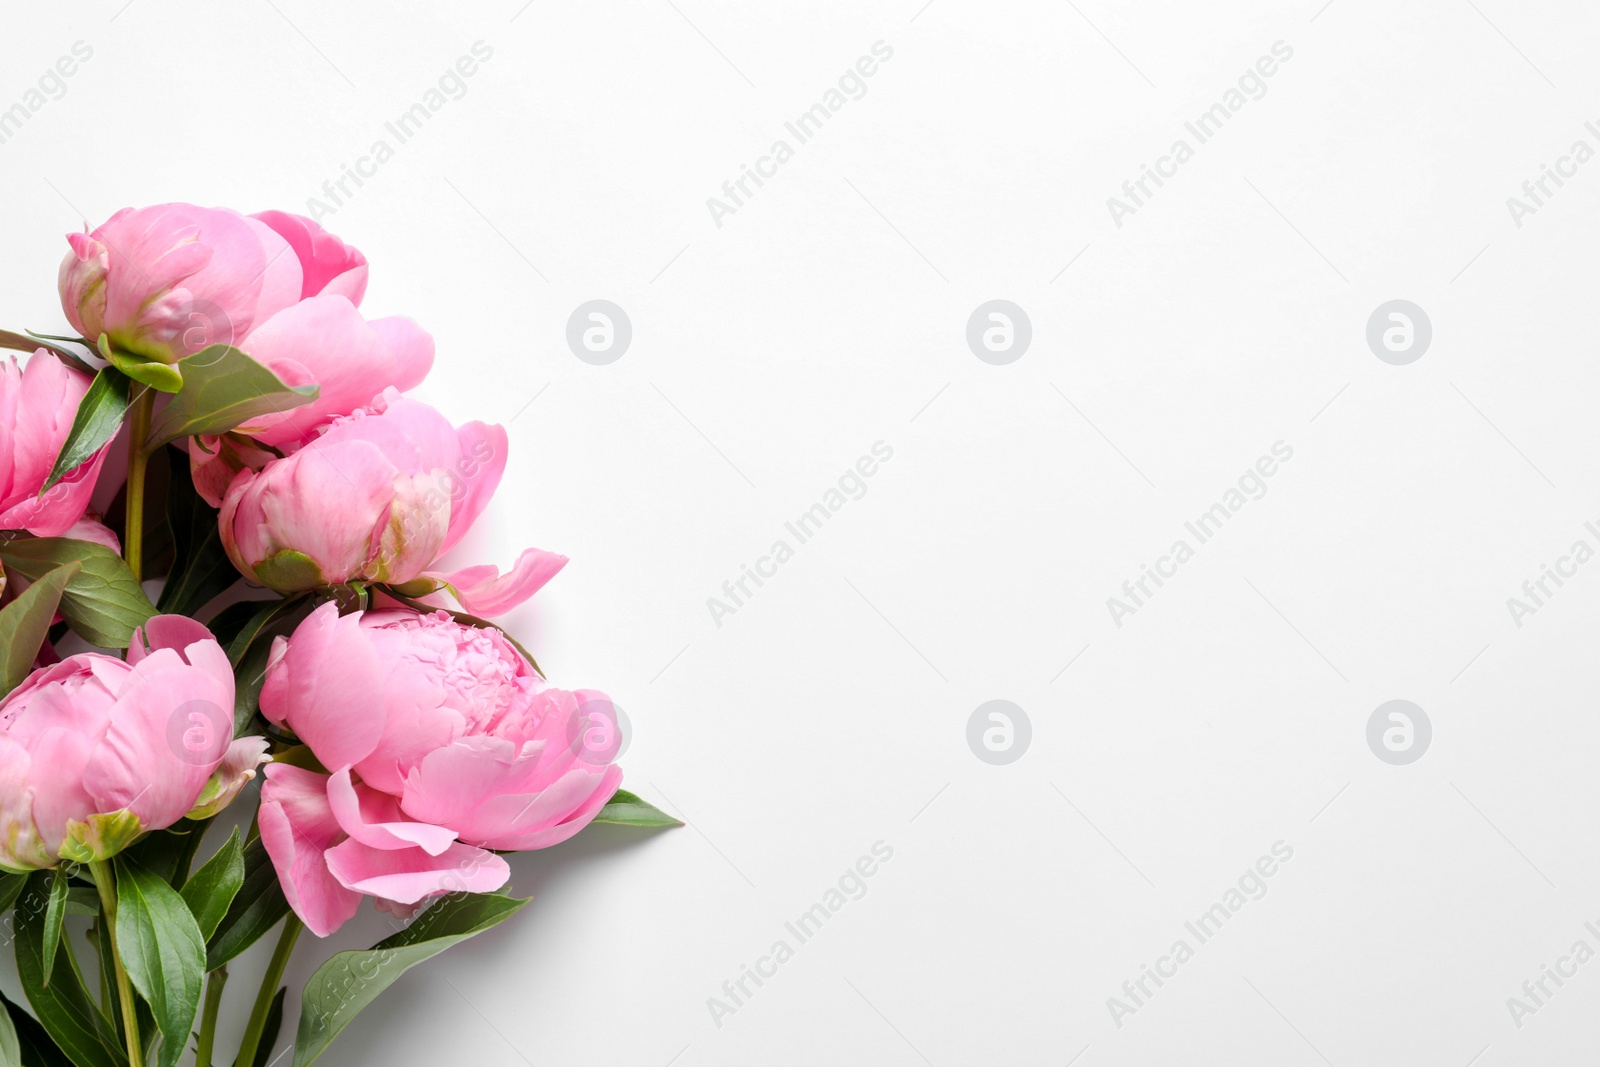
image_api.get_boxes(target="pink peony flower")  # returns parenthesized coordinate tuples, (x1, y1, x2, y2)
(60, 204, 436, 502)
(0, 616, 267, 870)
(0, 350, 117, 538)
(59, 203, 304, 363)
(257, 604, 623, 936)
(218, 389, 564, 617)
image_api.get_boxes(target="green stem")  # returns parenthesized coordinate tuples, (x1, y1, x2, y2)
(194, 966, 228, 1067)
(88, 860, 143, 1067)
(234, 915, 302, 1067)
(123, 385, 154, 582)
(87, 923, 110, 1015)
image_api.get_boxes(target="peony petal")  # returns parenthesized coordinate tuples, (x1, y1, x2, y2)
(428, 548, 568, 618)
(249, 210, 368, 305)
(478, 764, 623, 852)
(365, 317, 433, 393)
(259, 764, 361, 937)
(258, 603, 388, 770)
(0, 738, 52, 869)
(188, 434, 277, 509)
(323, 837, 508, 905)
(238, 297, 432, 449)
(437, 421, 506, 555)
(326, 766, 456, 856)
(186, 736, 271, 820)
(397, 736, 533, 830)
(127, 614, 218, 666)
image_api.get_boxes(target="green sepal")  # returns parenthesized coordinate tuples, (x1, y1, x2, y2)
(252, 552, 326, 594)
(57, 811, 143, 866)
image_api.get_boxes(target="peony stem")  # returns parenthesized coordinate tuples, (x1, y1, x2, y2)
(123, 385, 155, 582)
(194, 966, 228, 1067)
(89, 860, 144, 1067)
(234, 914, 302, 1067)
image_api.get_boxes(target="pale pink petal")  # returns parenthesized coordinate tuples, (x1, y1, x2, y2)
(258, 603, 387, 770)
(479, 765, 623, 851)
(323, 838, 508, 904)
(366, 317, 433, 393)
(0, 739, 52, 869)
(186, 736, 271, 820)
(317, 392, 457, 476)
(250, 210, 368, 305)
(239, 297, 432, 449)
(397, 736, 535, 829)
(429, 548, 568, 618)
(326, 766, 456, 856)
(438, 422, 506, 555)
(127, 614, 217, 666)
(259, 764, 361, 937)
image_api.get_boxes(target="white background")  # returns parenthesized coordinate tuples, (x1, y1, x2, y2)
(3, 1, 1599, 1064)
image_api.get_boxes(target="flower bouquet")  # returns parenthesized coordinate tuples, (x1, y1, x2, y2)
(0, 203, 677, 1067)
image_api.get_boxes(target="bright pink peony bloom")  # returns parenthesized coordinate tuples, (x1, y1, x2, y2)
(0, 350, 116, 537)
(0, 616, 267, 870)
(218, 389, 564, 616)
(59, 203, 304, 363)
(257, 604, 623, 935)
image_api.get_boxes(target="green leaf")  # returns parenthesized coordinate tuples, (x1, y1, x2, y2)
(294, 892, 531, 1067)
(199, 598, 266, 647)
(232, 637, 275, 737)
(0, 989, 17, 1067)
(14, 873, 124, 1067)
(223, 595, 313, 733)
(39, 868, 69, 988)
(117, 819, 208, 888)
(0, 539, 156, 649)
(154, 449, 236, 617)
(230, 988, 284, 1067)
(144, 345, 318, 452)
(1, 987, 76, 1067)
(225, 595, 311, 669)
(23, 331, 91, 346)
(40, 369, 131, 495)
(93, 917, 117, 1053)
(205, 836, 289, 972)
(62, 888, 98, 917)
(0, 873, 27, 916)
(0, 561, 79, 699)
(0, 330, 95, 376)
(112, 859, 205, 1067)
(591, 788, 682, 828)
(180, 830, 244, 941)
